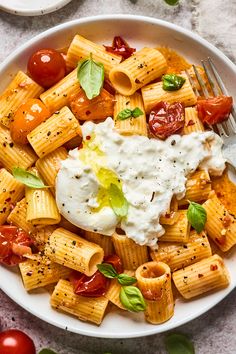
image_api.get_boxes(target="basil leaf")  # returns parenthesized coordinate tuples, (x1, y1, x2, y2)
(162, 74, 186, 91)
(77, 53, 104, 100)
(132, 107, 143, 118)
(108, 183, 129, 217)
(12, 167, 48, 189)
(117, 274, 137, 286)
(187, 201, 207, 233)
(39, 349, 58, 354)
(117, 107, 143, 120)
(117, 109, 133, 120)
(164, 0, 179, 5)
(120, 286, 146, 312)
(97, 263, 118, 278)
(165, 333, 195, 354)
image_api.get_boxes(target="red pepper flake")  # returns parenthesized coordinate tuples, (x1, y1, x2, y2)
(198, 273, 204, 278)
(210, 264, 218, 271)
(223, 215, 231, 228)
(86, 135, 91, 140)
(85, 110, 91, 116)
(215, 237, 225, 245)
(186, 119, 195, 126)
(216, 192, 223, 198)
(5, 197, 11, 202)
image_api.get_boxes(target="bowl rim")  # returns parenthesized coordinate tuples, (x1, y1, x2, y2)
(0, 0, 72, 16)
(0, 14, 236, 338)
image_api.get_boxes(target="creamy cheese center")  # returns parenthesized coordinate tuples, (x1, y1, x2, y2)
(56, 118, 225, 246)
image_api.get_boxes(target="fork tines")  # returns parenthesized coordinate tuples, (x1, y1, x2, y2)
(186, 58, 236, 137)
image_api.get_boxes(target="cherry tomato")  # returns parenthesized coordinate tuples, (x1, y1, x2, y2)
(70, 270, 108, 297)
(0, 329, 36, 354)
(10, 99, 51, 145)
(27, 48, 66, 88)
(104, 254, 123, 274)
(197, 95, 233, 125)
(149, 101, 185, 140)
(0, 226, 33, 266)
(104, 36, 136, 60)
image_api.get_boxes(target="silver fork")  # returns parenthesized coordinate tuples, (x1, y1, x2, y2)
(185, 59, 236, 169)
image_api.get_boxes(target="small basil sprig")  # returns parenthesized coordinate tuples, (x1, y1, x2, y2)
(120, 286, 146, 312)
(97, 263, 136, 285)
(97, 263, 145, 312)
(12, 167, 48, 189)
(162, 74, 186, 91)
(187, 201, 207, 233)
(164, 0, 180, 6)
(165, 333, 195, 354)
(117, 107, 143, 121)
(108, 183, 129, 217)
(38, 349, 58, 354)
(77, 53, 104, 100)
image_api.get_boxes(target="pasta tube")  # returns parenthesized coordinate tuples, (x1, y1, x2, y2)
(27, 106, 81, 158)
(202, 192, 236, 252)
(19, 256, 71, 291)
(183, 107, 204, 134)
(141, 75, 197, 113)
(160, 210, 190, 243)
(85, 231, 114, 256)
(36, 146, 68, 191)
(0, 124, 37, 172)
(113, 92, 147, 136)
(112, 231, 148, 270)
(31, 226, 56, 251)
(150, 231, 212, 271)
(0, 168, 24, 224)
(45, 228, 104, 276)
(40, 69, 81, 113)
(51, 279, 108, 325)
(178, 170, 211, 206)
(25, 168, 61, 225)
(7, 197, 37, 233)
(109, 48, 167, 96)
(66, 34, 121, 75)
(0, 71, 43, 127)
(172, 254, 230, 299)
(135, 261, 174, 324)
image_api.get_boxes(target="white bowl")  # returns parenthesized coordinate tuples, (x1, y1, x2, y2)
(0, 0, 72, 16)
(0, 15, 236, 338)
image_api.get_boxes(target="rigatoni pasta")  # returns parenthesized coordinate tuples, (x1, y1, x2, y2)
(0, 71, 43, 127)
(109, 47, 167, 96)
(51, 279, 108, 325)
(85, 231, 114, 256)
(172, 254, 230, 299)
(45, 228, 104, 276)
(27, 106, 81, 158)
(160, 210, 190, 243)
(114, 92, 147, 136)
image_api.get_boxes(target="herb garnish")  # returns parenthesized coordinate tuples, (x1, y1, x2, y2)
(117, 107, 143, 120)
(165, 333, 195, 354)
(187, 201, 207, 233)
(77, 53, 105, 100)
(12, 167, 49, 189)
(97, 263, 145, 312)
(162, 74, 186, 91)
(108, 183, 129, 217)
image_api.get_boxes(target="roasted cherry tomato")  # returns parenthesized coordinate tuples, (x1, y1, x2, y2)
(27, 48, 66, 88)
(149, 101, 185, 140)
(70, 270, 108, 297)
(104, 254, 123, 274)
(0, 329, 36, 354)
(104, 36, 136, 60)
(0, 226, 33, 266)
(197, 95, 233, 125)
(10, 98, 51, 145)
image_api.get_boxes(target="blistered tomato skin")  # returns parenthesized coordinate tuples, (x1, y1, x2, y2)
(70, 270, 108, 297)
(197, 95, 233, 125)
(0, 329, 36, 354)
(104, 36, 136, 60)
(149, 101, 185, 140)
(27, 48, 66, 88)
(104, 254, 123, 274)
(10, 98, 51, 145)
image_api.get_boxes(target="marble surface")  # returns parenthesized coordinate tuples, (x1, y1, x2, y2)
(0, 1, 236, 353)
